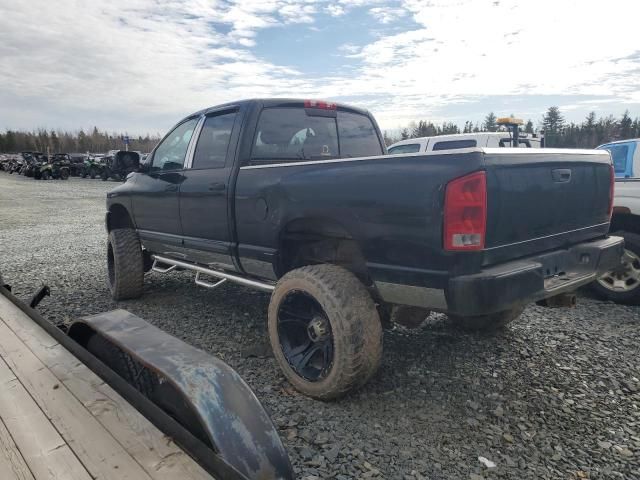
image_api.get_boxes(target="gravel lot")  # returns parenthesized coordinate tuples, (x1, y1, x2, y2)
(1, 172, 640, 479)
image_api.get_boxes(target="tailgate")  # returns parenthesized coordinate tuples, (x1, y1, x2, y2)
(483, 148, 612, 264)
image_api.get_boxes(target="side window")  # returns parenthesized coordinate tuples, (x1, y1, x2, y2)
(432, 139, 477, 151)
(151, 118, 199, 171)
(388, 144, 421, 154)
(337, 111, 383, 158)
(192, 112, 237, 169)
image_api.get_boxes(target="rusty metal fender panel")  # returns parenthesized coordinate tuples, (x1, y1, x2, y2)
(69, 309, 293, 480)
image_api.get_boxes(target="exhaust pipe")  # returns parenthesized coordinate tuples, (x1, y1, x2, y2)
(536, 293, 577, 308)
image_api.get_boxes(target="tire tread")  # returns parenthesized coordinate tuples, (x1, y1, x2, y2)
(268, 264, 382, 400)
(108, 228, 144, 300)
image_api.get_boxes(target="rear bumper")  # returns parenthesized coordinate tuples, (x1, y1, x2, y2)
(447, 236, 624, 316)
(376, 236, 624, 316)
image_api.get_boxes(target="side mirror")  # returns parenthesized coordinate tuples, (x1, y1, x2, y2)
(115, 151, 141, 172)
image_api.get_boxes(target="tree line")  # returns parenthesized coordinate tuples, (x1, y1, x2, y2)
(1, 107, 639, 153)
(0, 127, 161, 154)
(383, 107, 640, 148)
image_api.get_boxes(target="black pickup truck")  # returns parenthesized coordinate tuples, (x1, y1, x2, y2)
(105, 98, 623, 399)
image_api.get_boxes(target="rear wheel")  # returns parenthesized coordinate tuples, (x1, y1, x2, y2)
(268, 265, 382, 400)
(89, 167, 97, 179)
(101, 169, 109, 181)
(449, 307, 524, 332)
(60, 169, 69, 180)
(107, 228, 144, 300)
(591, 232, 640, 305)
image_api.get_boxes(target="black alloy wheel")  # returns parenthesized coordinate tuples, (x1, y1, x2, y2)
(277, 290, 334, 382)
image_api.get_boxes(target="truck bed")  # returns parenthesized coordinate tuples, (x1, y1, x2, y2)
(0, 293, 214, 480)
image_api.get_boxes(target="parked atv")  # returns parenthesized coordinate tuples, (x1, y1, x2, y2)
(68, 154, 87, 177)
(37, 155, 70, 180)
(81, 154, 106, 179)
(101, 150, 140, 181)
(9, 157, 24, 174)
(23, 157, 43, 177)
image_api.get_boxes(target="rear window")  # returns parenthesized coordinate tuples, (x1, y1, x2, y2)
(388, 144, 421, 154)
(432, 139, 477, 151)
(337, 111, 383, 158)
(251, 108, 338, 163)
(250, 107, 382, 164)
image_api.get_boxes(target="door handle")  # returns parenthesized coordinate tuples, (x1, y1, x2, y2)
(209, 182, 226, 192)
(551, 168, 571, 183)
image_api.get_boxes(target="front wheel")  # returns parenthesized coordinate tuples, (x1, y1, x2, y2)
(268, 265, 383, 400)
(449, 307, 524, 332)
(89, 167, 97, 179)
(591, 232, 640, 305)
(41, 170, 50, 180)
(60, 169, 69, 180)
(107, 228, 144, 300)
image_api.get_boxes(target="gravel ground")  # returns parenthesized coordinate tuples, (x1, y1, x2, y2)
(1, 172, 640, 480)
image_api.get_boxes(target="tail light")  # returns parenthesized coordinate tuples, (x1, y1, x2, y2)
(444, 171, 487, 251)
(608, 164, 615, 218)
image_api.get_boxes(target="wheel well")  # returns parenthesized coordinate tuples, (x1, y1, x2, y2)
(610, 213, 640, 235)
(107, 204, 134, 232)
(277, 218, 370, 284)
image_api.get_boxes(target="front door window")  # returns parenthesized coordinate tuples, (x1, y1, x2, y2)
(151, 118, 199, 171)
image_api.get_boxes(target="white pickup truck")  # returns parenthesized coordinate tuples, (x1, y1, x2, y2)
(387, 132, 543, 154)
(592, 138, 640, 304)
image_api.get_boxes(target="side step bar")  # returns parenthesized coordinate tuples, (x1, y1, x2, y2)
(151, 255, 275, 292)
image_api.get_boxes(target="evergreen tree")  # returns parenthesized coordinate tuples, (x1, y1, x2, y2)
(4, 130, 16, 152)
(50, 130, 60, 153)
(524, 120, 534, 134)
(620, 110, 633, 139)
(542, 106, 565, 147)
(543, 106, 565, 134)
(483, 112, 497, 132)
(382, 131, 396, 146)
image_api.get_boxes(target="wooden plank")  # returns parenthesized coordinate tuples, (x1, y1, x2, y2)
(0, 416, 35, 480)
(0, 295, 213, 480)
(0, 316, 154, 480)
(0, 357, 90, 480)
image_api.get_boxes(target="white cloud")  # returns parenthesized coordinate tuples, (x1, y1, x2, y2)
(0, 0, 320, 132)
(0, 0, 638, 133)
(325, 4, 346, 16)
(323, 0, 640, 126)
(369, 6, 406, 24)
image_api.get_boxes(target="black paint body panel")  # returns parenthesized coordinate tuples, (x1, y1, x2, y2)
(106, 99, 617, 315)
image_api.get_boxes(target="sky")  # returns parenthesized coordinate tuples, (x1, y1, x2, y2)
(0, 0, 639, 136)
